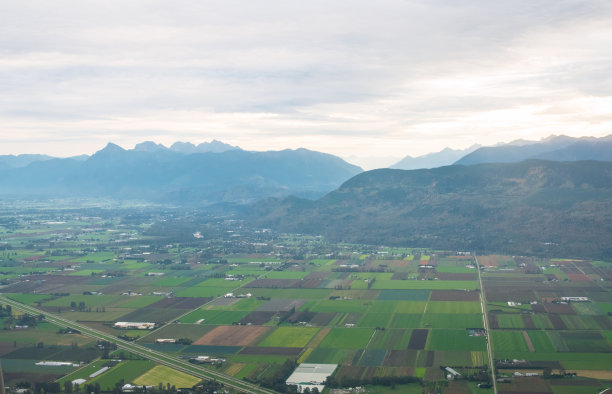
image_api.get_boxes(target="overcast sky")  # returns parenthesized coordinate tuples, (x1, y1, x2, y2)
(1, 0, 612, 168)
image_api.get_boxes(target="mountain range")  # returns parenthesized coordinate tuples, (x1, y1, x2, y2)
(249, 160, 612, 258)
(0, 142, 362, 204)
(391, 145, 480, 170)
(390, 134, 612, 169)
(455, 134, 612, 165)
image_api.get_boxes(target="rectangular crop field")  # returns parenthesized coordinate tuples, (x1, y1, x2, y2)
(318, 328, 374, 349)
(194, 325, 270, 346)
(427, 329, 486, 351)
(133, 365, 201, 388)
(258, 327, 319, 347)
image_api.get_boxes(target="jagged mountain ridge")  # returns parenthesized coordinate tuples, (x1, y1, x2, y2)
(0, 143, 362, 204)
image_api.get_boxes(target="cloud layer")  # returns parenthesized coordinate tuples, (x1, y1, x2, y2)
(1, 0, 611, 167)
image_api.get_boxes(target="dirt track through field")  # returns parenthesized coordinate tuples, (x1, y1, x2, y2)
(522, 330, 535, 352)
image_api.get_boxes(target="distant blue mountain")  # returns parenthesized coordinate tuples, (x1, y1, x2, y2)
(391, 145, 480, 170)
(454, 135, 612, 165)
(0, 142, 362, 204)
(0, 154, 54, 169)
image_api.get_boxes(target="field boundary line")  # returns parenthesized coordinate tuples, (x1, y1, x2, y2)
(475, 255, 497, 394)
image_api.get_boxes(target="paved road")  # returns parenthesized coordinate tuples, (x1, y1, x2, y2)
(0, 295, 276, 394)
(475, 255, 497, 394)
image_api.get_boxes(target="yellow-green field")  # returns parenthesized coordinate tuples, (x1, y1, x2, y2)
(133, 365, 201, 388)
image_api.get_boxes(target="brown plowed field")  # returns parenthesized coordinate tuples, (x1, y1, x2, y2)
(477, 255, 499, 267)
(194, 325, 269, 346)
(407, 329, 428, 350)
(310, 312, 336, 326)
(240, 347, 302, 356)
(150, 297, 212, 309)
(436, 272, 477, 280)
(544, 303, 575, 314)
(383, 349, 418, 367)
(425, 351, 435, 367)
(522, 314, 536, 329)
(489, 314, 499, 329)
(239, 311, 275, 325)
(304, 271, 329, 280)
(290, 279, 323, 288)
(548, 315, 567, 330)
(594, 315, 612, 330)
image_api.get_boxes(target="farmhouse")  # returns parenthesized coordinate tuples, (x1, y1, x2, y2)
(561, 296, 589, 302)
(155, 338, 176, 343)
(113, 322, 155, 330)
(36, 361, 79, 367)
(286, 363, 337, 393)
(190, 355, 225, 364)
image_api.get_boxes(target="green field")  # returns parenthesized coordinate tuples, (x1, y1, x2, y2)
(258, 326, 320, 347)
(90, 360, 156, 390)
(1, 209, 611, 392)
(491, 330, 529, 353)
(319, 328, 374, 349)
(133, 365, 201, 388)
(427, 329, 487, 351)
(426, 301, 481, 314)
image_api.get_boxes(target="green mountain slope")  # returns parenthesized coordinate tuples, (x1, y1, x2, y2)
(249, 160, 612, 258)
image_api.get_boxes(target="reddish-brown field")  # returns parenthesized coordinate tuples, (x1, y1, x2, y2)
(194, 325, 270, 346)
(477, 255, 499, 267)
(497, 376, 552, 394)
(565, 273, 591, 282)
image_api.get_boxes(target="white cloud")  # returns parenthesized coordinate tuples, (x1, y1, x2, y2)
(0, 0, 611, 162)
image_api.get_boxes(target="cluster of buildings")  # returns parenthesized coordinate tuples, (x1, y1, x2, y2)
(113, 322, 155, 330)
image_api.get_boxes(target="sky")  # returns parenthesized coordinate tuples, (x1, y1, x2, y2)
(1, 0, 612, 169)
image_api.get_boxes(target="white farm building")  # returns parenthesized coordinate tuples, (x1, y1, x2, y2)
(113, 322, 155, 330)
(286, 363, 337, 393)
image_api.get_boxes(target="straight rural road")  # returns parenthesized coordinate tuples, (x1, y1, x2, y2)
(475, 255, 498, 394)
(0, 295, 276, 394)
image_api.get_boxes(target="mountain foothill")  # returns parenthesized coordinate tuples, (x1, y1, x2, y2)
(2, 135, 612, 258)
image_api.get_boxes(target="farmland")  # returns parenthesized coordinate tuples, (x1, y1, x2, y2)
(0, 207, 611, 393)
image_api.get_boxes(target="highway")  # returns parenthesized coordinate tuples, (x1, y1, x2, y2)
(0, 295, 276, 394)
(475, 255, 497, 394)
